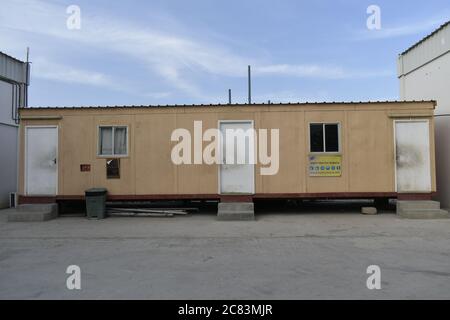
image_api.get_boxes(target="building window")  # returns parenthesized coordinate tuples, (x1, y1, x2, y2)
(309, 123, 339, 152)
(106, 159, 120, 179)
(99, 126, 128, 156)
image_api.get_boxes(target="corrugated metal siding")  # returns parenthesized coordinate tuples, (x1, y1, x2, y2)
(0, 52, 28, 84)
(398, 24, 450, 77)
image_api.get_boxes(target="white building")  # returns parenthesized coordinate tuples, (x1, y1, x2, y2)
(398, 21, 450, 209)
(0, 51, 29, 208)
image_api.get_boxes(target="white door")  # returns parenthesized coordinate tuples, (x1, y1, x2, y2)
(219, 121, 255, 194)
(26, 127, 58, 195)
(395, 120, 431, 192)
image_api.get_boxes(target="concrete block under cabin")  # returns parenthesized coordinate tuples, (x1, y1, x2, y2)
(397, 201, 449, 219)
(361, 207, 377, 215)
(7, 204, 58, 222)
(217, 202, 255, 221)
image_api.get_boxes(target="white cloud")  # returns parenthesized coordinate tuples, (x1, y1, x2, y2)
(0, 0, 393, 102)
(355, 16, 449, 40)
(31, 58, 114, 87)
(254, 90, 331, 103)
(29, 57, 173, 99)
(254, 64, 393, 79)
(0, 0, 252, 97)
(254, 64, 345, 78)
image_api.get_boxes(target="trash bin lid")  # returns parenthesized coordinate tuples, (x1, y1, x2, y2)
(85, 188, 107, 196)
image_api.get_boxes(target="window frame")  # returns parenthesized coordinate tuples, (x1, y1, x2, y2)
(97, 125, 129, 158)
(308, 122, 341, 154)
(106, 158, 121, 179)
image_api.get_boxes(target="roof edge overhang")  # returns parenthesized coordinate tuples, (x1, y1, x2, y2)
(19, 100, 437, 111)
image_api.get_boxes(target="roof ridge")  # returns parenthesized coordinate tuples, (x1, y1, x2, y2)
(399, 20, 450, 56)
(21, 100, 437, 109)
(0, 50, 27, 64)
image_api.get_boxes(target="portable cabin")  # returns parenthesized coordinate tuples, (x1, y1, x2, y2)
(18, 101, 437, 208)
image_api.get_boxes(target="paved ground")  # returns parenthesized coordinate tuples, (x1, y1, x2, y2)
(0, 204, 449, 299)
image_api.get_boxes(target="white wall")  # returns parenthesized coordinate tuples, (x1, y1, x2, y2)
(434, 116, 450, 208)
(399, 51, 450, 208)
(399, 53, 450, 115)
(0, 80, 15, 126)
(0, 79, 18, 208)
(0, 124, 18, 208)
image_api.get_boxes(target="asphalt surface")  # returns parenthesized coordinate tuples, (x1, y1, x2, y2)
(0, 205, 449, 299)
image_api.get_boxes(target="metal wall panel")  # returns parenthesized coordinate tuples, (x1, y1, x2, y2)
(0, 52, 28, 84)
(398, 24, 450, 76)
(0, 124, 18, 208)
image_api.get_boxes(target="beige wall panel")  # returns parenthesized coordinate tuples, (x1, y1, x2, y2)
(176, 112, 219, 194)
(305, 111, 348, 193)
(348, 111, 395, 192)
(60, 116, 94, 195)
(92, 115, 134, 195)
(259, 111, 305, 193)
(134, 114, 177, 195)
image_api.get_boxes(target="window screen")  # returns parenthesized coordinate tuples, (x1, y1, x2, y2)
(99, 126, 127, 156)
(309, 123, 339, 153)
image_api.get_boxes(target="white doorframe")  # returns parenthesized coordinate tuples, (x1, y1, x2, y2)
(218, 120, 255, 195)
(393, 119, 431, 192)
(25, 125, 59, 196)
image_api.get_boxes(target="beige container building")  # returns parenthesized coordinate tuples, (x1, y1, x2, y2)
(18, 101, 437, 204)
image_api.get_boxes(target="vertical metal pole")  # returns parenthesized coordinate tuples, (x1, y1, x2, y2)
(248, 65, 251, 104)
(228, 89, 231, 104)
(25, 47, 30, 108)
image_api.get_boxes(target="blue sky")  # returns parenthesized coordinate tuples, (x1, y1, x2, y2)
(1, 0, 449, 106)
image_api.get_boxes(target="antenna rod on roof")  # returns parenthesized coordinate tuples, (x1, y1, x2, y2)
(228, 89, 232, 104)
(248, 65, 251, 104)
(25, 47, 30, 108)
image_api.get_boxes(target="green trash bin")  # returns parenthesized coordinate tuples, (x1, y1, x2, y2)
(85, 188, 107, 219)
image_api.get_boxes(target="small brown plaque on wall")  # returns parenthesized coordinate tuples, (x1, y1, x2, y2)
(80, 164, 91, 172)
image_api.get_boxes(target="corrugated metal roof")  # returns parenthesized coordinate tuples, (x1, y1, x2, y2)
(397, 21, 450, 77)
(20, 100, 436, 110)
(0, 51, 28, 84)
(399, 20, 450, 56)
(0, 51, 26, 63)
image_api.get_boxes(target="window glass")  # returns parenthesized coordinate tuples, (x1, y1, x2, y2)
(99, 126, 127, 156)
(310, 124, 324, 152)
(106, 159, 120, 179)
(100, 127, 113, 155)
(114, 127, 127, 155)
(325, 124, 339, 152)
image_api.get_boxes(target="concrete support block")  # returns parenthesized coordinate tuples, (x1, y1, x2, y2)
(397, 200, 440, 211)
(397, 201, 450, 219)
(217, 202, 255, 221)
(398, 209, 449, 219)
(8, 204, 58, 222)
(361, 207, 377, 215)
